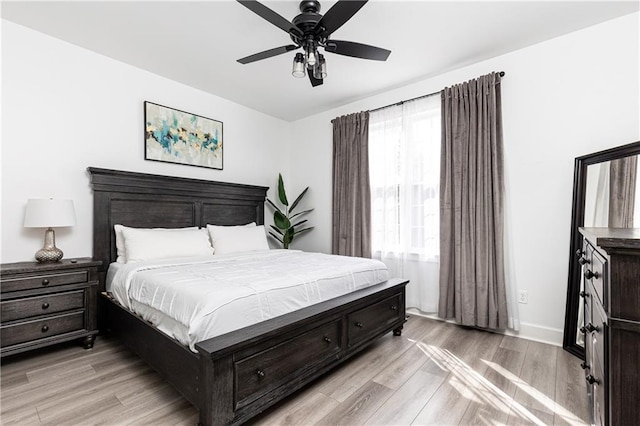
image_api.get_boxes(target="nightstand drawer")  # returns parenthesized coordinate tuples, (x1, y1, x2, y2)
(1, 311, 85, 347)
(1, 271, 88, 293)
(1, 290, 84, 322)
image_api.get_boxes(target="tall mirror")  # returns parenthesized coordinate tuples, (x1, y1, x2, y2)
(564, 140, 640, 358)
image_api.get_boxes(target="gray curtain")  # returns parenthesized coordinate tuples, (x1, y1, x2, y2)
(438, 72, 508, 329)
(609, 156, 637, 227)
(332, 111, 371, 258)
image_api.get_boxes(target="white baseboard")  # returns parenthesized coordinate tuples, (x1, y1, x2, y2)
(406, 308, 564, 347)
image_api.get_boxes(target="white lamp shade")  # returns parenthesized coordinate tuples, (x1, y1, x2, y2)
(24, 199, 76, 228)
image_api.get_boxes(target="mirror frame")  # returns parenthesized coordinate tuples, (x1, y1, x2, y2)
(563, 140, 640, 358)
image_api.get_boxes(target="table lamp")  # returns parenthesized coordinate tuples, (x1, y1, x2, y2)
(24, 198, 76, 262)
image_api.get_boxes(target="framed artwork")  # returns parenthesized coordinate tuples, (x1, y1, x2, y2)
(144, 101, 223, 170)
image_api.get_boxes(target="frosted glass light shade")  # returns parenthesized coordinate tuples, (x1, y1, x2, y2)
(24, 199, 76, 228)
(292, 53, 306, 78)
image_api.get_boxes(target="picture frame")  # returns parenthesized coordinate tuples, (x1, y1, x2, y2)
(144, 101, 223, 170)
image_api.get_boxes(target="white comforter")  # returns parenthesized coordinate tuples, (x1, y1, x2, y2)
(107, 250, 388, 351)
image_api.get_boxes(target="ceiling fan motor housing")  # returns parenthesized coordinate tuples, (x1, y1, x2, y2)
(291, 1, 324, 45)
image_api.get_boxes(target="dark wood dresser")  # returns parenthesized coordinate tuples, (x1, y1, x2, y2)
(0, 258, 101, 357)
(578, 228, 640, 425)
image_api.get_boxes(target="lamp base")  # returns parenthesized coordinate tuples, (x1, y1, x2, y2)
(35, 228, 64, 263)
(35, 247, 64, 262)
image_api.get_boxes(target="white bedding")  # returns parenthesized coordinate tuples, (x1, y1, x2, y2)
(106, 250, 388, 351)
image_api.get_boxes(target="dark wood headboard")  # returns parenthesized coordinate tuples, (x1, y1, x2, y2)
(88, 167, 268, 286)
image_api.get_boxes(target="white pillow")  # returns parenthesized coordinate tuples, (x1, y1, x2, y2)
(114, 225, 199, 263)
(121, 227, 213, 263)
(206, 222, 255, 248)
(208, 224, 269, 255)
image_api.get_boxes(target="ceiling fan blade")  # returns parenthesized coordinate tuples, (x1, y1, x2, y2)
(238, 45, 299, 64)
(315, 0, 368, 37)
(324, 40, 391, 61)
(237, 1, 302, 37)
(308, 72, 323, 87)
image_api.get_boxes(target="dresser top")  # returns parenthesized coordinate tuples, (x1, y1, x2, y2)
(579, 227, 640, 253)
(0, 257, 101, 275)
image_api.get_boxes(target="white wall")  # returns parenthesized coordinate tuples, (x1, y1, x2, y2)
(288, 12, 640, 344)
(1, 20, 291, 263)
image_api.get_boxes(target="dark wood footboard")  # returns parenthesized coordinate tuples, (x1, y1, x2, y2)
(197, 278, 407, 425)
(103, 278, 407, 425)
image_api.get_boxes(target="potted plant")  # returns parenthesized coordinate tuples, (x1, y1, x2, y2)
(267, 174, 313, 249)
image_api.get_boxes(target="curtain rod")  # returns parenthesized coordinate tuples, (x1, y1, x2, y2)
(369, 71, 505, 113)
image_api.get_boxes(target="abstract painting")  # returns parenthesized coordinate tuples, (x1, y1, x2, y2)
(144, 101, 223, 170)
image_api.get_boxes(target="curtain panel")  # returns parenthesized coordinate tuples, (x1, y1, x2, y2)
(369, 94, 441, 312)
(439, 72, 508, 329)
(609, 156, 637, 227)
(332, 111, 372, 257)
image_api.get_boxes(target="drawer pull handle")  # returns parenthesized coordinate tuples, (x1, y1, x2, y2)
(390, 305, 398, 311)
(323, 336, 332, 343)
(42, 302, 50, 310)
(585, 323, 600, 333)
(356, 322, 364, 328)
(586, 375, 600, 385)
(42, 279, 50, 286)
(256, 370, 265, 379)
(579, 291, 590, 298)
(580, 362, 590, 370)
(41, 325, 49, 332)
(584, 269, 599, 280)
(578, 257, 589, 265)
(575, 249, 584, 258)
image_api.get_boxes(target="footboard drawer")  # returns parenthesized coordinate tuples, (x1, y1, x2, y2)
(347, 292, 404, 348)
(234, 319, 341, 407)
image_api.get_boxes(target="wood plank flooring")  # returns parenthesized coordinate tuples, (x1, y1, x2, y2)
(1, 316, 589, 425)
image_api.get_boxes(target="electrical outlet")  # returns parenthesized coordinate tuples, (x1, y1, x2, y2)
(518, 290, 528, 304)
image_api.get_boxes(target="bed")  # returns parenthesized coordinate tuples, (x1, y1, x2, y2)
(89, 167, 408, 425)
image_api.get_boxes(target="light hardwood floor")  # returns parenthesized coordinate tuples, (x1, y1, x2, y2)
(1, 316, 589, 425)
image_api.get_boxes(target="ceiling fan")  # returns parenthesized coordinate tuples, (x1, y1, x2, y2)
(236, 0, 391, 87)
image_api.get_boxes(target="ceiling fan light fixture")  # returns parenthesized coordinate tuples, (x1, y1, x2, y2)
(314, 54, 327, 79)
(292, 53, 306, 78)
(305, 44, 317, 67)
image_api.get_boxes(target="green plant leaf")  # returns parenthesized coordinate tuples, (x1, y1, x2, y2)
(283, 227, 294, 246)
(266, 198, 284, 215)
(294, 227, 314, 235)
(274, 210, 291, 229)
(292, 219, 308, 228)
(290, 208, 314, 220)
(268, 232, 284, 244)
(289, 187, 309, 213)
(270, 225, 284, 235)
(277, 174, 288, 206)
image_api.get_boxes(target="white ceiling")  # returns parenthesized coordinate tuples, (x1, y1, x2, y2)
(2, 1, 638, 121)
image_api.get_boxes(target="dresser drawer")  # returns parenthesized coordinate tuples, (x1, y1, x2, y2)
(1, 290, 84, 322)
(590, 298, 607, 368)
(1, 311, 85, 347)
(347, 293, 403, 348)
(583, 246, 607, 310)
(234, 319, 341, 408)
(1, 271, 88, 293)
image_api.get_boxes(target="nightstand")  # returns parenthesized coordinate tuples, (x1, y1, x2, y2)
(0, 258, 101, 357)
